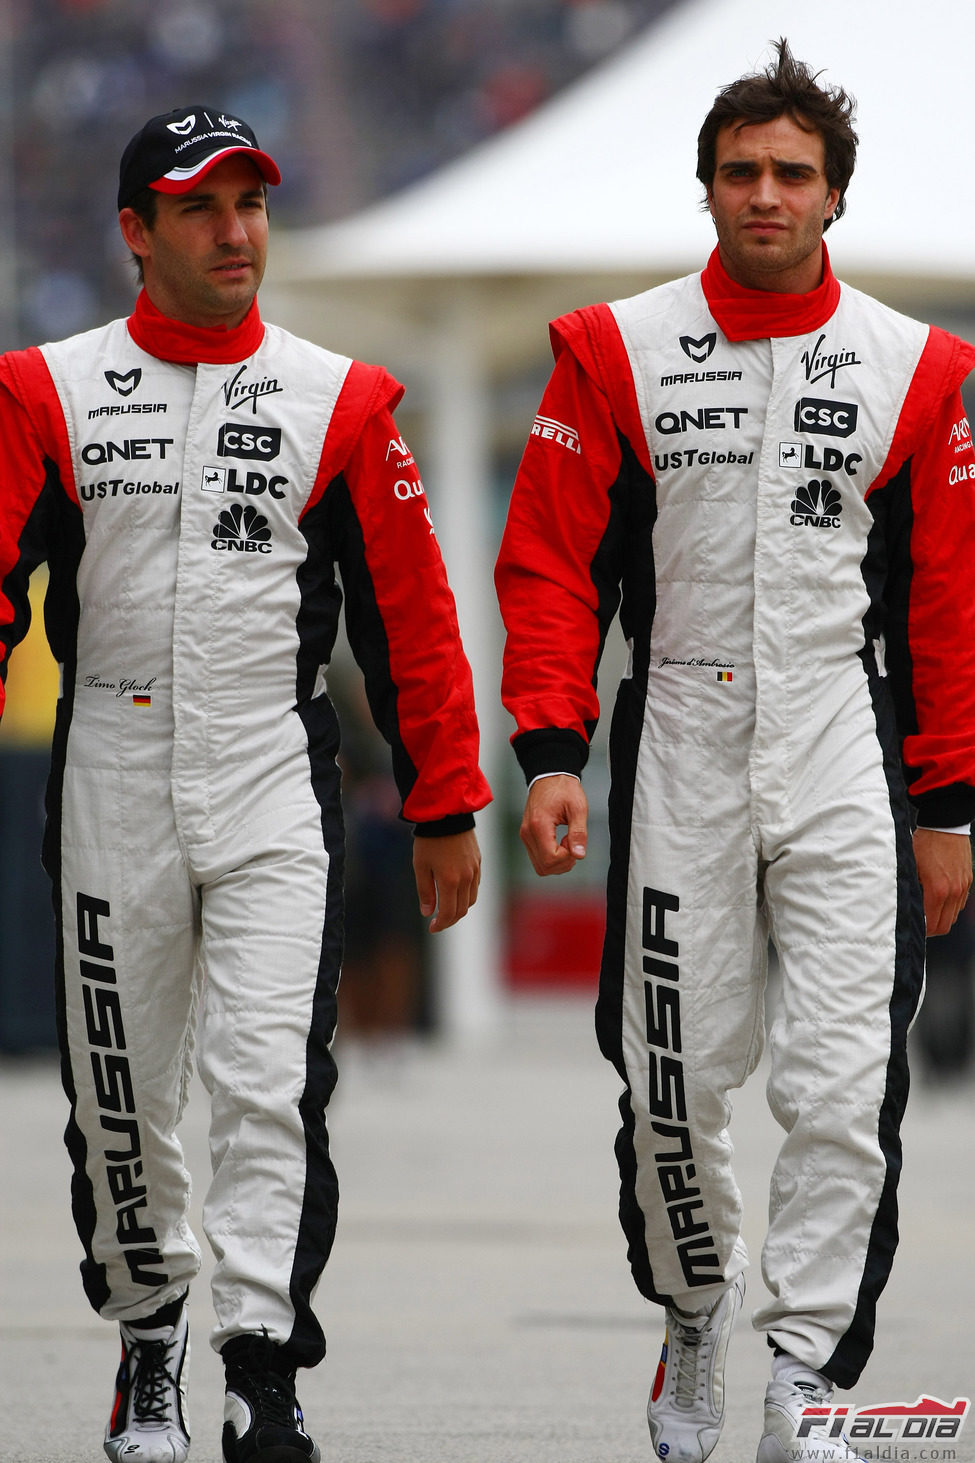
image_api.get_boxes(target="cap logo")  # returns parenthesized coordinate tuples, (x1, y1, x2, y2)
(118, 106, 280, 208)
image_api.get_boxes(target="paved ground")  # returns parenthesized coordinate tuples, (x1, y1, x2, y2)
(2, 994, 972, 1463)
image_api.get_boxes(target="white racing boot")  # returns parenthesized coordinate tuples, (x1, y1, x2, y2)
(757, 1354, 868, 1462)
(647, 1272, 745, 1462)
(104, 1304, 190, 1463)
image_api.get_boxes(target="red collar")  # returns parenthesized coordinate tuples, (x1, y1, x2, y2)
(126, 290, 265, 364)
(700, 244, 841, 341)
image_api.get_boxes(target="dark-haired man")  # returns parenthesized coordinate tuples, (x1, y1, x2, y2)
(0, 107, 490, 1463)
(496, 40, 975, 1463)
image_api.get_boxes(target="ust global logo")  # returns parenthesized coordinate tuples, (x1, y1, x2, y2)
(679, 333, 716, 363)
(211, 503, 272, 553)
(105, 368, 142, 397)
(791, 479, 842, 528)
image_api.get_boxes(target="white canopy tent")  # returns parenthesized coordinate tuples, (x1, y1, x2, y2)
(261, 0, 975, 1035)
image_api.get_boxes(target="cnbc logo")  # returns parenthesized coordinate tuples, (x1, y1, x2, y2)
(210, 503, 272, 554)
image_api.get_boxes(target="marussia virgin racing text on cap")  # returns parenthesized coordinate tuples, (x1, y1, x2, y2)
(117, 106, 281, 210)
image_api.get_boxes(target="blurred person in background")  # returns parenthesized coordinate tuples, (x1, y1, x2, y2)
(0, 105, 489, 1463)
(496, 39, 975, 1463)
(332, 669, 428, 1055)
(913, 850, 975, 1082)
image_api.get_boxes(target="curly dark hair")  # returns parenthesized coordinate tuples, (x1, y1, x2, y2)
(696, 38, 858, 229)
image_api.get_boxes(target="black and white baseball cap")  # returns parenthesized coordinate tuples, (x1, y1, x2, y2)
(117, 105, 281, 210)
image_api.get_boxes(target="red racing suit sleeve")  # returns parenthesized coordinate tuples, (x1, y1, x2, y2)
(0, 350, 74, 720)
(306, 359, 491, 832)
(495, 304, 652, 782)
(869, 327, 975, 826)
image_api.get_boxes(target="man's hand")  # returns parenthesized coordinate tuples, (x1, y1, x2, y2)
(413, 829, 481, 933)
(913, 828, 973, 937)
(520, 774, 589, 877)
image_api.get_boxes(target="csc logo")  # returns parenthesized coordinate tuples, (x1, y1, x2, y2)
(794, 398, 859, 438)
(217, 424, 282, 461)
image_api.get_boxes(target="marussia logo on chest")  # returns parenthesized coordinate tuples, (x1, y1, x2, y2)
(679, 333, 716, 364)
(104, 368, 142, 397)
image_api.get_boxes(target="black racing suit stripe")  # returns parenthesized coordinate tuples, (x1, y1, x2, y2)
(35, 485, 112, 1308)
(268, 481, 350, 1369)
(313, 472, 420, 812)
(285, 712, 343, 1370)
(823, 462, 926, 1387)
(590, 433, 666, 1304)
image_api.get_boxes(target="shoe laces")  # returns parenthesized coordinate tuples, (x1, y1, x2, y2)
(225, 1334, 299, 1429)
(793, 1377, 832, 1408)
(671, 1314, 712, 1406)
(242, 1370, 296, 1428)
(129, 1335, 181, 1424)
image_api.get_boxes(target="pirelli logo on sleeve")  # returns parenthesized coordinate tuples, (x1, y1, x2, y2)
(531, 414, 581, 455)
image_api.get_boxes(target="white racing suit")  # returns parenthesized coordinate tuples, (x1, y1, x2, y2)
(0, 292, 490, 1366)
(495, 247, 975, 1386)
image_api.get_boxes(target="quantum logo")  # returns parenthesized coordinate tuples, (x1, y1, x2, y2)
(211, 503, 272, 553)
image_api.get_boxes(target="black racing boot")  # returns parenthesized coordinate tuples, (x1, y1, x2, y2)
(221, 1331, 321, 1463)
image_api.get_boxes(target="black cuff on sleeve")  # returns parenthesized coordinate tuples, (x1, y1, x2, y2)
(413, 812, 476, 838)
(912, 782, 975, 829)
(512, 728, 590, 785)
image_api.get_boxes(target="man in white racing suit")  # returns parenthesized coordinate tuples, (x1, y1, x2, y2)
(495, 40, 975, 1463)
(0, 107, 490, 1463)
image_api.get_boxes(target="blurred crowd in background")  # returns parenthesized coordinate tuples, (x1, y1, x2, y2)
(1, 0, 678, 1051)
(0, 0, 675, 348)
